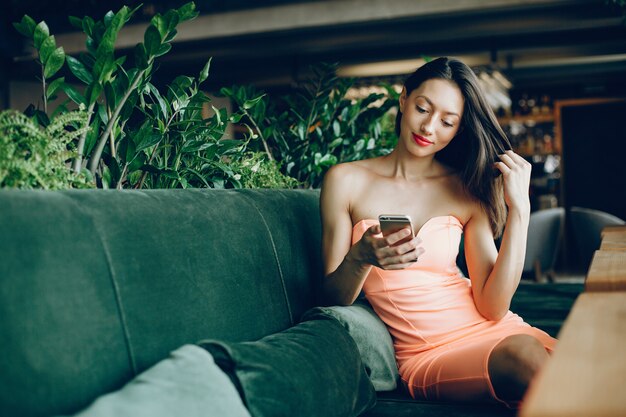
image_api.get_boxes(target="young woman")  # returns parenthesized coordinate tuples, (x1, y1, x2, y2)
(320, 57, 555, 407)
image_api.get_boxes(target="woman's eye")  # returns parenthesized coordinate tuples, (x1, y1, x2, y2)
(416, 106, 428, 113)
(442, 120, 454, 128)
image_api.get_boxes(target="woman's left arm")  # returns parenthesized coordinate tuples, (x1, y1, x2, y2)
(464, 150, 532, 321)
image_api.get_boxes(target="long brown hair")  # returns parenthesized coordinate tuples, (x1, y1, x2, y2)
(395, 57, 511, 237)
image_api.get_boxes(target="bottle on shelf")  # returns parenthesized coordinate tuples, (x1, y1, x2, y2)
(540, 94, 552, 115)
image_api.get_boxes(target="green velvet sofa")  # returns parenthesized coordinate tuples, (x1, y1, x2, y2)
(0, 189, 582, 417)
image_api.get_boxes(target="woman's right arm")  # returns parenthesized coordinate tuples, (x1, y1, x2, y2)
(320, 164, 421, 306)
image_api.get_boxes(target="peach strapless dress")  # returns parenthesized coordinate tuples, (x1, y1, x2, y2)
(352, 216, 556, 405)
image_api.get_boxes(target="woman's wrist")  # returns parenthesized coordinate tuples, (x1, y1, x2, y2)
(507, 204, 530, 223)
(345, 243, 370, 270)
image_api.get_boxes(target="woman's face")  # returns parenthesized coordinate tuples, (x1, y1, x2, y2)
(398, 78, 464, 156)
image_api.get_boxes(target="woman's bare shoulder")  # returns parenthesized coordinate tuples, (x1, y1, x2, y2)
(443, 171, 484, 224)
(324, 158, 383, 187)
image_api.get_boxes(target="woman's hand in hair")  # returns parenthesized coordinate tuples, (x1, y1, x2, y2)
(350, 225, 424, 270)
(494, 150, 532, 214)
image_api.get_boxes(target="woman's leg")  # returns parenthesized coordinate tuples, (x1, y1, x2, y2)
(487, 334, 550, 402)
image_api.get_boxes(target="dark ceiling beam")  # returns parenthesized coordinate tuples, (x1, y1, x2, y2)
(48, 0, 596, 55)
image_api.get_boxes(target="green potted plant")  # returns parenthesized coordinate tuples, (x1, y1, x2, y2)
(7, 2, 296, 190)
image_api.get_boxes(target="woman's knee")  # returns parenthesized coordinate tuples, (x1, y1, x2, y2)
(488, 334, 549, 399)
(495, 334, 548, 374)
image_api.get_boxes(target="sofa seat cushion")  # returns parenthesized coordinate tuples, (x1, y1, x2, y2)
(302, 299, 398, 391)
(65, 344, 250, 417)
(198, 316, 376, 417)
(363, 391, 515, 417)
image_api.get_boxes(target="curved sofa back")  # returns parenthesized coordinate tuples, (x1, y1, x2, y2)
(0, 188, 322, 417)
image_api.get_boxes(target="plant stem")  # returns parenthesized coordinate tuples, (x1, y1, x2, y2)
(243, 108, 274, 161)
(136, 144, 160, 189)
(117, 163, 128, 190)
(303, 77, 323, 144)
(88, 68, 146, 175)
(41, 66, 47, 115)
(136, 109, 177, 189)
(108, 107, 117, 158)
(72, 102, 96, 172)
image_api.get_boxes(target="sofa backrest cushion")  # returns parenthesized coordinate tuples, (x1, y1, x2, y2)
(0, 188, 324, 417)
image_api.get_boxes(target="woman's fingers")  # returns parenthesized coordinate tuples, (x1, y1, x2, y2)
(362, 224, 426, 269)
(506, 149, 531, 166)
(495, 150, 532, 212)
(383, 227, 413, 247)
(365, 224, 380, 236)
(494, 161, 511, 175)
(376, 238, 425, 269)
(496, 150, 531, 176)
(378, 246, 426, 269)
(499, 150, 531, 169)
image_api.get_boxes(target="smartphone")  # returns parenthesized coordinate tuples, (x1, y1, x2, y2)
(378, 214, 414, 246)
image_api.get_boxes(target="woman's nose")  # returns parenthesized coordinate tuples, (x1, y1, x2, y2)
(421, 117, 434, 135)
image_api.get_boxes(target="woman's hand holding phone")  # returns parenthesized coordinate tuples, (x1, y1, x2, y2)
(349, 216, 424, 270)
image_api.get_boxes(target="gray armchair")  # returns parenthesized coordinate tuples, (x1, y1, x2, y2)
(524, 207, 565, 282)
(570, 206, 625, 271)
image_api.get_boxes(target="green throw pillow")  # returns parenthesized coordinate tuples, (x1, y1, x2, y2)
(301, 299, 399, 391)
(198, 317, 376, 417)
(63, 345, 250, 417)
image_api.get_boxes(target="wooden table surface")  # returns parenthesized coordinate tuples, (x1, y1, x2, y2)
(585, 250, 626, 292)
(601, 225, 626, 238)
(600, 233, 626, 250)
(520, 292, 626, 417)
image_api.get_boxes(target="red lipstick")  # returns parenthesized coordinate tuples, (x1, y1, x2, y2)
(413, 133, 434, 146)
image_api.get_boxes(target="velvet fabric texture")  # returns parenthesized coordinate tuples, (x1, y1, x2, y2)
(62, 345, 250, 417)
(0, 189, 322, 416)
(198, 317, 377, 417)
(302, 299, 399, 391)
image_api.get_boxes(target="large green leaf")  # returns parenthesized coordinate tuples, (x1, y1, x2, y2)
(33, 21, 49, 49)
(164, 10, 181, 33)
(84, 112, 100, 156)
(104, 81, 117, 108)
(66, 55, 94, 84)
(197, 58, 212, 84)
(119, 91, 138, 122)
(154, 43, 172, 58)
(182, 167, 210, 188)
(68, 16, 82, 30)
(82, 16, 95, 38)
(136, 131, 162, 152)
(103, 11, 115, 28)
(87, 82, 103, 105)
(243, 94, 266, 110)
(144, 25, 162, 57)
(39, 35, 56, 64)
(44, 47, 65, 78)
(134, 44, 149, 70)
(13, 15, 37, 37)
(46, 77, 65, 100)
(152, 10, 180, 39)
(128, 151, 146, 173)
(177, 2, 199, 22)
(151, 15, 167, 39)
(164, 29, 178, 43)
(147, 83, 169, 119)
(93, 55, 117, 83)
(96, 6, 130, 57)
(117, 135, 136, 164)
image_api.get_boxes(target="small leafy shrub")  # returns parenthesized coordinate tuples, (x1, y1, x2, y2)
(230, 152, 300, 189)
(0, 109, 92, 189)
